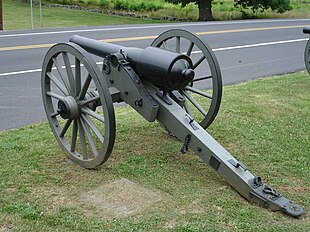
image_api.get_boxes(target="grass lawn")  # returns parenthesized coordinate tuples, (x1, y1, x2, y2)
(2, 0, 163, 31)
(0, 71, 309, 231)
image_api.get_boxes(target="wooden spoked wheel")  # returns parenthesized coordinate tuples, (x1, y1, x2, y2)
(151, 29, 222, 129)
(41, 43, 115, 168)
(305, 39, 310, 74)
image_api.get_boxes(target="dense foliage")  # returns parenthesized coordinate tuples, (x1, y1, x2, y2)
(165, 0, 190, 6)
(166, 0, 213, 20)
(99, 0, 164, 11)
(235, 0, 292, 13)
(16, 0, 298, 22)
(167, 0, 293, 20)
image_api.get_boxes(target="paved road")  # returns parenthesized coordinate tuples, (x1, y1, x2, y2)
(0, 19, 309, 131)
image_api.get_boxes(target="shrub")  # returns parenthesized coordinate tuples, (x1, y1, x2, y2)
(99, 0, 110, 8)
(106, 0, 164, 12)
(182, 2, 197, 16)
(235, 0, 292, 14)
(113, 0, 129, 11)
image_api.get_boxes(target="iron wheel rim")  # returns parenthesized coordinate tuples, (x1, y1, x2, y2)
(41, 42, 115, 168)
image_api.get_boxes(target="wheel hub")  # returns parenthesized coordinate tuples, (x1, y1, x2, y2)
(57, 96, 79, 119)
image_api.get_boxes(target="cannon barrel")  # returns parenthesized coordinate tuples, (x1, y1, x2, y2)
(70, 35, 127, 57)
(70, 35, 195, 90)
(303, 27, 310, 34)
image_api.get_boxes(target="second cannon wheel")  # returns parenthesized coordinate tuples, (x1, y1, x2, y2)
(151, 29, 222, 129)
(305, 39, 310, 74)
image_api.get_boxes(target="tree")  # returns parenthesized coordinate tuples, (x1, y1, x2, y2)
(234, 0, 292, 14)
(167, 0, 213, 21)
(167, 0, 292, 21)
(197, 0, 213, 21)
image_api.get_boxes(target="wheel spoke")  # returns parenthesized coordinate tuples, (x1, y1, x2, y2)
(47, 72, 69, 96)
(78, 74, 92, 100)
(75, 58, 81, 96)
(79, 95, 100, 107)
(184, 86, 212, 99)
(176, 36, 180, 53)
(82, 114, 104, 143)
(71, 119, 78, 152)
(77, 119, 88, 160)
(50, 111, 59, 117)
(46, 91, 65, 101)
(182, 91, 207, 116)
(62, 52, 76, 95)
(193, 55, 205, 69)
(184, 100, 193, 117)
(52, 57, 71, 95)
(162, 41, 167, 50)
(192, 75, 212, 83)
(186, 42, 194, 56)
(82, 107, 105, 123)
(60, 119, 73, 137)
(80, 117, 98, 157)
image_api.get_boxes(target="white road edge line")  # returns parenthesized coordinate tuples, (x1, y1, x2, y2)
(1, 19, 309, 38)
(0, 69, 42, 76)
(0, 38, 308, 77)
(212, 38, 308, 52)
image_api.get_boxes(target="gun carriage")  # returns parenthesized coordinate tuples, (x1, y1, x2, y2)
(41, 29, 304, 217)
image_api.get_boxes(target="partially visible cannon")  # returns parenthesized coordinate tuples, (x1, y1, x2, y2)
(303, 27, 310, 74)
(41, 29, 304, 218)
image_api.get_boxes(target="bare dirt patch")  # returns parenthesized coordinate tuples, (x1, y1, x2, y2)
(79, 178, 166, 219)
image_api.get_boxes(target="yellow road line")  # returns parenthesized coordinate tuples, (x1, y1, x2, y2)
(0, 25, 308, 52)
(0, 36, 158, 51)
(0, 43, 56, 51)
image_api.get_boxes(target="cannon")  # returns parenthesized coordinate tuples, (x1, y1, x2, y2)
(304, 27, 310, 74)
(41, 29, 304, 217)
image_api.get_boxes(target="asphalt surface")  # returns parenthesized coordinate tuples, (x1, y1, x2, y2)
(0, 19, 309, 131)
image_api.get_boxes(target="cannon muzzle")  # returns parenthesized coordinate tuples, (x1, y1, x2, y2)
(69, 35, 194, 90)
